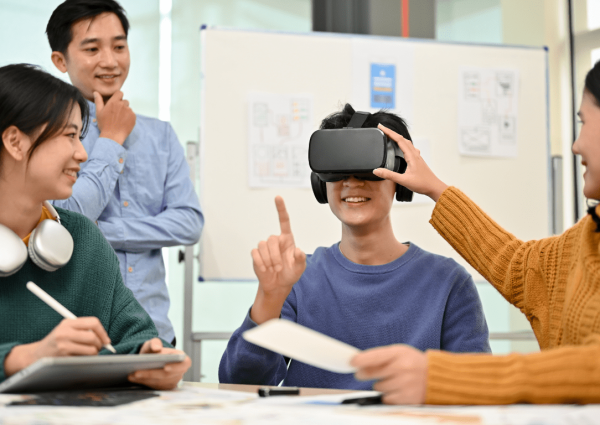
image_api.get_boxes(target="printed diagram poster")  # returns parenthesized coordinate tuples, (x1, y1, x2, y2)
(351, 38, 415, 125)
(371, 63, 396, 109)
(248, 93, 313, 188)
(458, 68, 519, 157)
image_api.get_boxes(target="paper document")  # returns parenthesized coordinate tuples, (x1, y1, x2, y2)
(243, 319, 360, 374)
(458, 67, 520, 157)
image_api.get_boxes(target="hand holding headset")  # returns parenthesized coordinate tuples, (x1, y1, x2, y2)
(308, 111, 413, 204)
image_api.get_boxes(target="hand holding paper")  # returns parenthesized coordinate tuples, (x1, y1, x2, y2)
(243, 319, 360, 374)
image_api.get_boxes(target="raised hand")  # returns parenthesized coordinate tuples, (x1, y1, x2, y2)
(4, 317, 112, 377)
(94, 90, 136, 145)
(128, 338, 191, 390)
(250, 196, 306, 324)
(375, 124, 448, 202)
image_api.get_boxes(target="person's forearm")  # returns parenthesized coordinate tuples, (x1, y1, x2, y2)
(429, 187, 533, 306)
(98, 207, 203, 252)
(53, 138, 125, 222)
(426, 342, 600, 405)
(219, 313, 289, 386)
(250, 289, 290, 324)
(3, 343, 38, 378)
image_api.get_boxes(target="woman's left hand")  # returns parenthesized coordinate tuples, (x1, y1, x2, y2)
(351, 344, 428, 405)
(128, 338, 191, 390)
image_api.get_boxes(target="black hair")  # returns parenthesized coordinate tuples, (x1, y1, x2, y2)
(46, 0, 130, 55)
(319, 103, 412, 141)
(0, 64, 90, 164)
(585, 61, 600, 106)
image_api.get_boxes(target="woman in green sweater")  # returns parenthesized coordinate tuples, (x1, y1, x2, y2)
(0, 64, 190, 389)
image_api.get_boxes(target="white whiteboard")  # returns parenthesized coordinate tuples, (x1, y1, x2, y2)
(199, 28, 549, 281)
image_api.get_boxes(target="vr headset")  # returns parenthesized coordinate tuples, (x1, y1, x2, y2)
(308, 111, 413, 204)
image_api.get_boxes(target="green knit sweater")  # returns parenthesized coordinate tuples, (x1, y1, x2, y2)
(0, 208, 167, 381)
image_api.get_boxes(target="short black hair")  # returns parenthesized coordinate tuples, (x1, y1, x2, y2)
(320, 103, 412, 141)
(46, 0, 129, 55)
(585, 61, 600, 106)
(0, 64, 89, 164)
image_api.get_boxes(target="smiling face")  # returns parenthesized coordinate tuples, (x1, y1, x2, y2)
(573, 90, 600, 200)
(25, 105, 88, 201)
(52, 12, 130, 101)
(327, 177, 397, 230)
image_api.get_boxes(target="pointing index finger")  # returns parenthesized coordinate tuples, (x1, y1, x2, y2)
(274, 196, 292, 235)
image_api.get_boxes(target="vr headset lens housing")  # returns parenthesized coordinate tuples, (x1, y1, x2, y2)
(308, 128, 403, 181)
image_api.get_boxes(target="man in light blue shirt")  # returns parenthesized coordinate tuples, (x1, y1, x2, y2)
(46, 0, 203, 345)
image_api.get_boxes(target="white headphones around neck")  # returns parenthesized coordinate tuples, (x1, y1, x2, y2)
(0, 201, 74, 277)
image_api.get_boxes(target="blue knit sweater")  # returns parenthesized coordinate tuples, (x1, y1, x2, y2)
(219, 242, 491, 390)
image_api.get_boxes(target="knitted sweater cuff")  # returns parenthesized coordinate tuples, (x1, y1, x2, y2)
(425, 344, 600, 405)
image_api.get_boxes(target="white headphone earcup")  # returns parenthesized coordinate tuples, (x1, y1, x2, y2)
(0, 224, 28, 277)
(28, 220, 74, 272)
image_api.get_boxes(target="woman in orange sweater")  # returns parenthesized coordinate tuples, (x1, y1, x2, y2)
(351, 62, 600, 405)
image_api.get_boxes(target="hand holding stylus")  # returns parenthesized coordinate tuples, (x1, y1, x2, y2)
(3, 282, 115, 378)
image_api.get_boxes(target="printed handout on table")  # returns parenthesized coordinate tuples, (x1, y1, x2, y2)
(248, 93, 313, 188)
(458, 67, 519, 157)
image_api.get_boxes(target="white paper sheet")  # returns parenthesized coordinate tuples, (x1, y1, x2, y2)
(247, 93, 313, 188)
(458, 67, 519, 157)
(242, 319, 361, 373)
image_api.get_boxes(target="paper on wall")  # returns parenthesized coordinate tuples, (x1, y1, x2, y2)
(243, 319, 360, 374)
(458, 67, 519, 158)
(351, 38, 416, 126)
(247, 93, 314, 188)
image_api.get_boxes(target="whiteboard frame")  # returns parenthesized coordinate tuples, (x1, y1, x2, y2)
(198, 27, 551, 282)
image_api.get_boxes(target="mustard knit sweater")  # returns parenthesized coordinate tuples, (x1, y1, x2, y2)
(425, 187, 600, 405)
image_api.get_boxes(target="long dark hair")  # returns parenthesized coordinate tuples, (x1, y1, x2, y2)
(585, 61, 600, 105)
(0, 64, 89, 162)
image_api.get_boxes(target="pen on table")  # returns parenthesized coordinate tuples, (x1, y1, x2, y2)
(258, 387, 300, 397)
(26, 281, 116, 354)
(341, 394, 383, 405)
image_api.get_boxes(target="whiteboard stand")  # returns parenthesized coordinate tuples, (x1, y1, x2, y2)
(182, 141, 199, 382)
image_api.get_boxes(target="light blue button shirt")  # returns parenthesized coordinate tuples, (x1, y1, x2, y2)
(53, 100, 204, 342)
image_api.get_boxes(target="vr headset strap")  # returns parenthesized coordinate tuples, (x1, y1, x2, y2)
(346, 111, 370, 129)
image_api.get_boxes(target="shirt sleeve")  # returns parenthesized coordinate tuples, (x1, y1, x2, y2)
(429, 186, 560, 344)
(426, 335, 600, 404)
(440, 273, 491, 353)
(97, 124, 203, 252)
(106, 263, 172, 354)
(218, 292, 298, 386)
(52, 137, 126, 222)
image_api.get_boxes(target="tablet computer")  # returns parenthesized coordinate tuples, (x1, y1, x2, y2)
(0, 353, 186, 393)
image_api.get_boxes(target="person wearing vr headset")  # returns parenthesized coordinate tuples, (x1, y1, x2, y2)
(0, 64, 190, 389)
(349, 63, 600, 405)
(219, 104, 490, 390)
(46, 0, 204, 346)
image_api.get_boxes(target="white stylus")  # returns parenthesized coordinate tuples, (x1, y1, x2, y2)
(26, 281, 116, 354)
